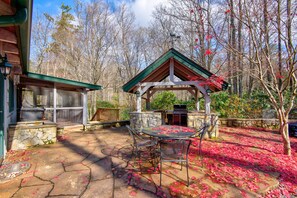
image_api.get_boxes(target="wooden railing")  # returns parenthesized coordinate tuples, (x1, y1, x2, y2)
(91, 108, 120, 122)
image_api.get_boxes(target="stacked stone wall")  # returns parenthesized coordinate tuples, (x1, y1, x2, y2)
(219, 118, 297, 129)
(9, 122, 57, 150)
(188, 112, 219, 138)
(130, 112, 162, 131)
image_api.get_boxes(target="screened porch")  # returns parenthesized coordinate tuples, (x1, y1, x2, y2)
(18, 72, 101, 125)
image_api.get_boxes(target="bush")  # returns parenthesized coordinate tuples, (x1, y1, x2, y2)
(210, 92, 230, 117)
(209, 91, 272, 118)
(120, 108, 130, 120)
(96, 100, 115, 108)
(151, 91, 178, 110)
(177, 98, 196, 111)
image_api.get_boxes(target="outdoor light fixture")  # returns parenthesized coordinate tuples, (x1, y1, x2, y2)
(170, 33, 181, 48)
(0, 54, 12, 79)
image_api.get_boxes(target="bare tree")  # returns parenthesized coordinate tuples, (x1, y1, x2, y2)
(30, 11, 54, 74)
(112, 4, 148, 110)
(209, 0, 297, 155)
(76, 0, 117, 116)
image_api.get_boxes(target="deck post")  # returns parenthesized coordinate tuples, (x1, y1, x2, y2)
(82, 88, 88, 126)
(53, 83, 57, 123)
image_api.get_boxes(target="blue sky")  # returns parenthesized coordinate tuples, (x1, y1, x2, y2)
(33, 0, 75, 16)
(32, 0, 168, 27)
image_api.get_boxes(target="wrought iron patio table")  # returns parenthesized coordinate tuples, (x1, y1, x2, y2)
(141, 125, 197, 139)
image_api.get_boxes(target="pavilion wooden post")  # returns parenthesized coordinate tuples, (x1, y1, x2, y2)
(136, 86, 141, 112)
(146, 88, 151, 110)
(205, 95, 211, 115)
(53, 83, 57, 123)
(195, 89, 200, 111)
(82, 88, 88, 126)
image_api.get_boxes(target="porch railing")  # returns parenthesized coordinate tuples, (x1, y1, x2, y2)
(20, 107, 83, 124)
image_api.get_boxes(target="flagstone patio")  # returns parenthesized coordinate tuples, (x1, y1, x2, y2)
(0, 126, 296, 198)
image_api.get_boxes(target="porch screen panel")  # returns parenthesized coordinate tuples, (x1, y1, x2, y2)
(20, 86, 54, 121)
(56, 90, 83, 123)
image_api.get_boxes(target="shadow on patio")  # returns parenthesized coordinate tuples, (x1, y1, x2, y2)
(1, 126, 297, 198)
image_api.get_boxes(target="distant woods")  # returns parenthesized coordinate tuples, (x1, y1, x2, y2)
(30, 0, 297, 115)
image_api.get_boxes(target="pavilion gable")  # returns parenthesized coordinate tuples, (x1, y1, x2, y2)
(122, 48, 228, 94)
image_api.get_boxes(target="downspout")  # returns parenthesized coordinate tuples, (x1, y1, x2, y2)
(0, 8, 28, 27)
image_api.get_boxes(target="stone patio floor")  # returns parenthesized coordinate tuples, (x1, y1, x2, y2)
(0, 126, 281, 198)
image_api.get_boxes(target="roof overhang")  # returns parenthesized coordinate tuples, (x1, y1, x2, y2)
(122, 48, 229, 94)
(0, 0, 33, 73)
(20, 72, 102, 91)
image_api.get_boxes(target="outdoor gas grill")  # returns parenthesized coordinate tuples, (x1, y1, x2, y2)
(173, 104, 188, 126)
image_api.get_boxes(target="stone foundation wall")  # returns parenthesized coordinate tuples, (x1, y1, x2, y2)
(8, 121, 57, 150)
(129, 111, 219, 138)
(130, 112, 162, 131)
(188, 112, 219, 138)
(219, 118, 297, 129)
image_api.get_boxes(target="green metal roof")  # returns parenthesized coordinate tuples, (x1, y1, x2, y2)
(26, 72, 102, 90)
(122, 48, 229, 93)
(0, 0, 33, 72)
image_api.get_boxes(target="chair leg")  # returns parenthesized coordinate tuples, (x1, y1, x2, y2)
(199, 141, 204, 167)
(179, 157, 183, 170)
(160, 160, 162, 186)
(186, 158, 189, 186)
(153, 152, 159, 172)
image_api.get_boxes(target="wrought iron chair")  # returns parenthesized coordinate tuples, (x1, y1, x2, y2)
(159, 138, 192, 186)
(193, 123, 210, 154)
(126, 125, 158, 168)
(191, 123, 210, 166)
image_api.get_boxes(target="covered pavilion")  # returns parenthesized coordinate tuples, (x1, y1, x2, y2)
(123, 48, 228, 132)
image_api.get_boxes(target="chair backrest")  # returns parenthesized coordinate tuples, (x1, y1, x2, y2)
(201, 123, 210, 139)
(192, 123, 210, 138)
(126, 125, 142, 148)
(160, 138, 192, 160)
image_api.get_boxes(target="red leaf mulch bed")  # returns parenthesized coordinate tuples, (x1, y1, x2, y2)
(167, 127, 297, 198)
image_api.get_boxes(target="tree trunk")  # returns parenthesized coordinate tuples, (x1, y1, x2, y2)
(206, 0, 211, 70)
(279, 115, 291, 155)
(277, 0, 282, 89)
(263, 0, 271, 83)
(89, 92, 97, 119)
(93, 92, 97, 118)
(198, 4, 206, 67)
(287, 0, 293, 91)
(247, 34, 254, 97)
(227, 4, 232, 95)
(237, 0, 243, 97)
(230, 0, 237, 95)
